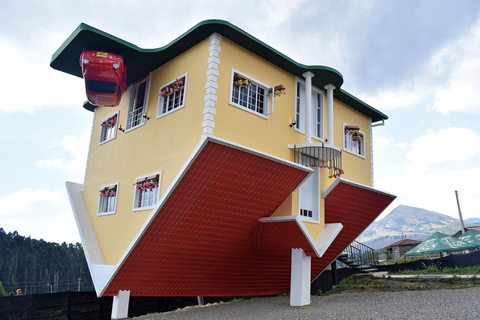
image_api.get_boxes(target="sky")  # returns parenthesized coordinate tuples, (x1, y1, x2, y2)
(1, 0, 479, 244)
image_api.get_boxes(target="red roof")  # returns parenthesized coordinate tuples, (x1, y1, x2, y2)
(101, 139, 395, 297)
(385, 239, 422, 248)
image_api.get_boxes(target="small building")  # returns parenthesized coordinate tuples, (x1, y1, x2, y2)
(385, 239, 422, 260)
(452, 226, 480, 238)
(51, 20, 395, 317)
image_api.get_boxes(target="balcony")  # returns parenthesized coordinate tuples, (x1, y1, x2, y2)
(289, 142, 343, 178)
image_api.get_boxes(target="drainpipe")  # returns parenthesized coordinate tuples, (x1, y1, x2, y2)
(303, 72, 314, 144)
(324, 84, 335, 145)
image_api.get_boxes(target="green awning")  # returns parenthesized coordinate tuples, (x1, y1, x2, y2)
(404, 232, 479, 256)
(457, 229, 480, 246)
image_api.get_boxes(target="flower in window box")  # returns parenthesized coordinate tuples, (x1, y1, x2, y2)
(101, 115, 117, 128)
(134, 174, 160, 191)
(99, 185, 117, 197)
(159, 78, 185, 97)
(267, 85, 286, 98)
(234, 74, 251, 88)
(352, 132, 363, 141)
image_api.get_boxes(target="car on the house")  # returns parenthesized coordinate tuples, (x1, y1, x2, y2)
(79, 51, 127, 107)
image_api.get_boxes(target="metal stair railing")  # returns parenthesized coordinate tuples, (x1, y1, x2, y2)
(337, 240, 377, 269)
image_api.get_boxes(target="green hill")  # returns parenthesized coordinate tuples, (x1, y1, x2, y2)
(357, 205, 465, 249)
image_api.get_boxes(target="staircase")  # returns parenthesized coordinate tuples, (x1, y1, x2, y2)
(337, 240, 377, 270)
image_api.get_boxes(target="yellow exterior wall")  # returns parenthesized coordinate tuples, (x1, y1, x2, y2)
(333, 99, 372, 186)
(82, 38, 211, 264)
(81, 34, 375, 263)
(212, 38, 372, 240)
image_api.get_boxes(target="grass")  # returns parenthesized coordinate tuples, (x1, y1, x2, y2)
(396, 265, 480, 275)
(316, 274, 480, 296)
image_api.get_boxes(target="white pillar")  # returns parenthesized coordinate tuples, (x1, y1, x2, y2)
(324, 84, 335, 145)
(290, 248, 311, 306)
(302, 72, 315, 144)
(111, 290, 130, 319)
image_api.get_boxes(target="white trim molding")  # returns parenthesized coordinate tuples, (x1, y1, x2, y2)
(202, 33, 222, 136)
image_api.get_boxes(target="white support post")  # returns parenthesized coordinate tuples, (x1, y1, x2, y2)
(111, 290, 130, 319)
(324, 84, 335, 145)
(290, 248, 311, 306)
(302, 72, 315, 144)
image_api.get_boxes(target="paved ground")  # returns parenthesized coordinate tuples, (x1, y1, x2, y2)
(135, 286, 480, 320)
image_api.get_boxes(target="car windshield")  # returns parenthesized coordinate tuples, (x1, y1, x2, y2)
(86, 79, 117, 94)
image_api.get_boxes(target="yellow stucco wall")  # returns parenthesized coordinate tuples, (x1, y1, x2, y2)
(81, 34, 375, 264)
(211, 38, 372, 239)
(82, 38, 210, 264)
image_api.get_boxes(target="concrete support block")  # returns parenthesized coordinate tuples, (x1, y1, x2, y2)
(290, 248, 311, 306)
(111, 290, 130, 319)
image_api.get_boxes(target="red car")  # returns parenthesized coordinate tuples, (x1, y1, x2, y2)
(79, 51, 127, 107)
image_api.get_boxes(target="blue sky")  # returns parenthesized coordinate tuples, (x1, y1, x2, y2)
(1, 0, 479, 244)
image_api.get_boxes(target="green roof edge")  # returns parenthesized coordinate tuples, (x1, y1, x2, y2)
(50, 19, 387, 121)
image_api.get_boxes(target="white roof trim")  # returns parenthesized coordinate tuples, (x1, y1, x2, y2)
(66, 181, 114, 296)
(323, 177, 396, 199)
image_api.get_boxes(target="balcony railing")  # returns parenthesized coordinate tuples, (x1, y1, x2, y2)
(291, 143, 343, 178)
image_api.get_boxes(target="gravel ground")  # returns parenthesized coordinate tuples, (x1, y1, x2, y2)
(135, 287, 480, 320)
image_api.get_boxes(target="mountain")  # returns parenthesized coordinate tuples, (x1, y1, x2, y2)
(357, 205, 465, 249)
(465, 217, 480, 225)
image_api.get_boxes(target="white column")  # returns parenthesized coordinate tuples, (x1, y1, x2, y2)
(290, 248, 311, 306)
(302, 72, 315, 144)
(324, 84, 335, 145)
(111, 290, 130, 319)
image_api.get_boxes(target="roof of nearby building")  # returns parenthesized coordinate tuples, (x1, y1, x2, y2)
(385, 239, 422, 248)
(452, 226, 480, 238)
(51, 20, 388, 121)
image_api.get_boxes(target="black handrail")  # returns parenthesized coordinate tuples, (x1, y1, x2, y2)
(338, 240, 377, 269)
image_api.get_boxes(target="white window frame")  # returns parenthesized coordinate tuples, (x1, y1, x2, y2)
(229, 69, 269, 119)
(99, 111, 119, 145)
(126, 75, 151, 132)
(298, 165, 320, 223)
(294, 79, 325, 140)
(343, 123, 365, 158)
(132, 171, 162, 211)
(97, 182, 119, 216)
(156, 73, 188, 118)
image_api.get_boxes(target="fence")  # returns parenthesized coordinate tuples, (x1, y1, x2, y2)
(376, 249, 480, 273)
(0, 291, 247, 320)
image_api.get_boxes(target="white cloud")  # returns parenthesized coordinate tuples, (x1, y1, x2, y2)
(373, 136, 408, 152)
(35, 130, 90, 180)
(429, 20, 480, 115)
(0, 35, 85, 114)
(0, 188, 63, 215)
(358, 18, 480, 115)
(376, 166, 480, 221)
(404, 127, 480, 173)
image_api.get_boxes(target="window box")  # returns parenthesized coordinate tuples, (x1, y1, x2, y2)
(157, 74, 187, 118)
(99, 112, 119, 144)
(133, 172, 162, 211)
(344, 124, 365, 157)
(126, 77, 150, 131)
(98, 183, 118, 215)
(230, 70, 269, 117)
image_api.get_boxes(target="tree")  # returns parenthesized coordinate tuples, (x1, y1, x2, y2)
(0, 281, 7, 296)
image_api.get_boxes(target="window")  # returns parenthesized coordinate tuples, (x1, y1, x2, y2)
(133, 172, 161, 210)
(99, 112, 118, 144)
(230, 71, 268, 116)
(298, 164, 320, 222)
(126, 77, 150, 131)
(157, 75, 187, 117)
(295, 80, 324, 140)
(344, 124, 365, 157)
(98, 183, 118, 215)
